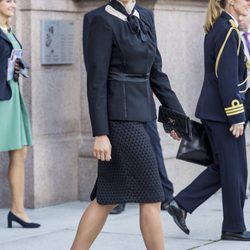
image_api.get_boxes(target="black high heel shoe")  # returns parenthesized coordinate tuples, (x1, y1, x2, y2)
(7, 211, 40, 228)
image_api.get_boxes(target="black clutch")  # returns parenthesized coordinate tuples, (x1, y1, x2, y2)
(176, 120, 214, 167)
(158, 105, 192, 141)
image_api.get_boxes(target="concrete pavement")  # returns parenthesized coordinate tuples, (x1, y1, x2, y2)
(0, 193, 249, 250)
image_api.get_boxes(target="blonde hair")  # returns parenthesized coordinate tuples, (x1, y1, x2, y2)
(204, 0, 227, 33)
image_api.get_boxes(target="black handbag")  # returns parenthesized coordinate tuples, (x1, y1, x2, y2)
(158, 105, 192, 141)
(176, 120, 214, 167)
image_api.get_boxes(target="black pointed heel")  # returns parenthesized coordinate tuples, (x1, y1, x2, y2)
(7, 211, 40, 228)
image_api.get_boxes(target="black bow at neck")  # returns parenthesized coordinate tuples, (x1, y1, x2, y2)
(109, 0, 149, 42)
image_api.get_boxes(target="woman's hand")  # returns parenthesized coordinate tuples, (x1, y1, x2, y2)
(170, 130, 181, 141)
(93, 135, 112, 161)
(229, 124, 244, 138)
(13, 59, 20, 81)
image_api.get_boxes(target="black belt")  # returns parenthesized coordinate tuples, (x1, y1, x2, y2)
(108, 72, 149, 82)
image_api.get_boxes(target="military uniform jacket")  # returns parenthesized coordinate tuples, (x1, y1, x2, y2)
(195, 12, 247, 125)
(86, 0, 184, 136)
(0, 29, 22, 100)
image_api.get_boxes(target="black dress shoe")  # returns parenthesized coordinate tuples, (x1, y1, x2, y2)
(110, 204, 126, 215)
(221, 231, 250, 241)
(7, 211, 41, 228)
(166, 200, 190, 235)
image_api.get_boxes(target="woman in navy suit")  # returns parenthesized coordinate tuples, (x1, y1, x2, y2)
(71, 0, 184, 249)
(167, 0, 250, 241)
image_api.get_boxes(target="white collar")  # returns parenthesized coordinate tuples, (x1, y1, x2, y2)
(226, 11, 239, 28)
(106, 1, 139, 22)
(117, 0, 136, 15)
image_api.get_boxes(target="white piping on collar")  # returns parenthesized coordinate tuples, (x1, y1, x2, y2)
(105, 4, 140, 22)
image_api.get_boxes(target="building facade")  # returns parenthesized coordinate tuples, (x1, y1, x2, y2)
(0, 0, 249, 208)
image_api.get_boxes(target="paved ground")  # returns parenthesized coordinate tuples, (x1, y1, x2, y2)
(0, 193, 249, 250)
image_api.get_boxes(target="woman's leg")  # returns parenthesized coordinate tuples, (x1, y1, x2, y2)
(8, 147, 30, 222)
(139, 202, 165, 250)
(71, 199, 116, 250)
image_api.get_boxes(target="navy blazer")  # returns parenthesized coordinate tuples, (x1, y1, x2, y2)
(0, 29, 22, 100)
(83, 6, 103, 70)
(195, 12, 247, 125)
(84, 0, 184, 136)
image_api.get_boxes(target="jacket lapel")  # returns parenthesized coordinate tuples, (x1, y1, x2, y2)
(0, 29, 22, 49)
(12, 32, 22, 49)
(0, 29, 12, 46)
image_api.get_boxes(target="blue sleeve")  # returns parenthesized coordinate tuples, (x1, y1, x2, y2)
(216, 29, 246, 125)
(87, 15, 113, 137)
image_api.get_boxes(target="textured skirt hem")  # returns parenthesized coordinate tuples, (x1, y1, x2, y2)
(90, 190, 164, 205)
(94, 197, 164, 205)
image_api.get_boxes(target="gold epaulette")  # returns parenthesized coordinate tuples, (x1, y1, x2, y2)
(215, 19, 241, 78)
(224, 99, 244, 116)
(229, 19, 237, 29)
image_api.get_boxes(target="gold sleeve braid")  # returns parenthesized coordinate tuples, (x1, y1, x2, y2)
(224, 100, 244, 116)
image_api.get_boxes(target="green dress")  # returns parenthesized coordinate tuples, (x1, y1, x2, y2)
(0, 31, 32, 152)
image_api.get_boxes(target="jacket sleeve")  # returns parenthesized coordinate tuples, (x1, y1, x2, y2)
(216, 29, 246, 125)
(87, 15, 113, 137)
(148, 11, 185, 114)
(0, 39, 11, 100)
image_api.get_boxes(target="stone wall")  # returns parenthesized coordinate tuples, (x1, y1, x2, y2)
(0, 0, 84, 208)
(0, 0, 249, 208)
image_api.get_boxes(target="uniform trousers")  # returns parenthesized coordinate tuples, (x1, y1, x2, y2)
(175, 120, 247, 233)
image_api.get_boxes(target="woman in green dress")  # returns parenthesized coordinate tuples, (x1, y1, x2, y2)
(0, 0, 40, 228)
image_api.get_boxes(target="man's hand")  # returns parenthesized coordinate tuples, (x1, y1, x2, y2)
(229, 124, 244, 138)
(93, 135, 112, 161)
